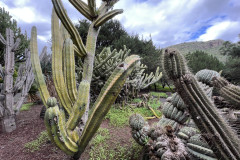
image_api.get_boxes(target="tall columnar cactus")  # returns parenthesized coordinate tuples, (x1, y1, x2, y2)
(30, 0, 140, 159)
(162, 48, 240, 160)
(0, 28, 34, 133)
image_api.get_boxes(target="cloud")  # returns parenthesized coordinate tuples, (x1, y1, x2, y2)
(197, 21, 240, 42)
(115, 0, 240, 47)
(1, 0, 240, 51)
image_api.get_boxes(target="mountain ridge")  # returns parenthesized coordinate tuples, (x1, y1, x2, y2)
(166, 39, 227, 62)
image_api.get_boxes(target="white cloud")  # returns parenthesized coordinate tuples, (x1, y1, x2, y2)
(0, 1, 48, 23)
(2, 0, 240, 50)
(15, 0, 30, 6)
(114, 0, 240, 47)
(197, 21, 240, 42)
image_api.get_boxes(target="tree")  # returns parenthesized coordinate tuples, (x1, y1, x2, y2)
(220, 40, 240, 84)
(185, 50, 224, 74)
(75, 19, 161, 73)
(0, 7, 29, 65)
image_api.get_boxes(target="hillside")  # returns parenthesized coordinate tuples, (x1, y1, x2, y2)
(167, 39, 227, 62)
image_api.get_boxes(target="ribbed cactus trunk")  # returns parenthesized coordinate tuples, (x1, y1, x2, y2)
(1, 28, 16, 133)
(0, 28, 34, 133)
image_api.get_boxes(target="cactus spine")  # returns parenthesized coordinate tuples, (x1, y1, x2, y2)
(0, 28, 34, 133)
(30, 0, 139, 159)
(162, 48, 240, 160)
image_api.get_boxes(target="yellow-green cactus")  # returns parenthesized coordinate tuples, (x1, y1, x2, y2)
(30, 0, 139, 159)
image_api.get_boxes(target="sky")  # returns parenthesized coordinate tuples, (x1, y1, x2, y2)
(1, 0, 240, 52)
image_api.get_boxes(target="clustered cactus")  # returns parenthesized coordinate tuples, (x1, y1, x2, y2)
(162, 48, 240, 159)
(130, 49, 240, 159)
(30, 0, 142, 159)
(0, 28, 34, 133)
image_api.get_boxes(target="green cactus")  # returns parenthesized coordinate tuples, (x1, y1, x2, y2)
(212, 76, 240, 109)
(195, 69, 220, 86)
(129, 114, 189, 159)
(79, 45, 162, 100)
(162, 48, 240, 160)
(30, 0, 140, 159)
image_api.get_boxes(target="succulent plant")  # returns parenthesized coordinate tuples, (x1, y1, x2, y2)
(30, 0, 140, 159)
(0, 28, 34, 133)
(162, 48, 240, 160)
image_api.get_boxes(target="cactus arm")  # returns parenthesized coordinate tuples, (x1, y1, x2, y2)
(88, 0, 97, 17)
(69, 0, 93, 21)
(11, 38, 21, 52)
(63, 38, 78, 102)
(74, 55, 140, 157)
(44, 107, 76, 155)
(30, 27, 50, 107)
(52, 9, 73, 114)
(52, 0, 87, 57)
(0, 33, 6, 45)
(213, 77, 240, 109)
(163, 48, 240, 160)
(94, 9, 123, 28)
(66, 81, 90, 130)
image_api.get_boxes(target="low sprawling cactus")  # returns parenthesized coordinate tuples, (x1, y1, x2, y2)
(162, 48, 240, 160)
(30, 0, 141, 159)
(177, 125, 217, 160)
(0, 28, 34, 133)
(129, 114, 189, 159)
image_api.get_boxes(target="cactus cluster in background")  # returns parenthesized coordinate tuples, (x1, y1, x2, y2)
(77, 45, 162, 101)
(30, 0, 142, 159)
(0, 28, 34, 133)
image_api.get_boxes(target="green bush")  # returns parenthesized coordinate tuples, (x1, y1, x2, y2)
(150, 83, 174, 92)
(105, 100, 162, 127)
(20, 103, 34, 111)
(150, 92, 168, 98)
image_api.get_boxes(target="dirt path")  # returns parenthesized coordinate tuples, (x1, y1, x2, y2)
(0, 104, 160, 160)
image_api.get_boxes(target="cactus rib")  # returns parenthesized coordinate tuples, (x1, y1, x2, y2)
(52, 9, 73, 114)
(63, 38, 78, 102)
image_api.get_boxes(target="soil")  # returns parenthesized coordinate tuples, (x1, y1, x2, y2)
(0, 105, 159, 160)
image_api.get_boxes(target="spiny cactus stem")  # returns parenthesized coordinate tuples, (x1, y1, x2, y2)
(175, 76, 240, 160)
(74, 55, 140, 159)
(82, 23, 100, 82)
